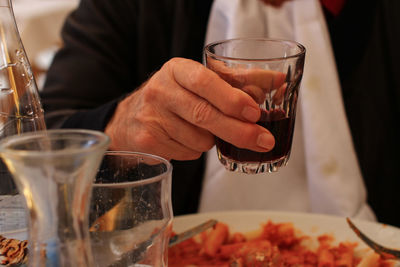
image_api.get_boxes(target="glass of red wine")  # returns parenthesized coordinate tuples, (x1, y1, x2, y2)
(204, 38, 306, 174)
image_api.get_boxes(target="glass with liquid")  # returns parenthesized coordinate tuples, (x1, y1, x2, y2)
(204, 38, 306, 174)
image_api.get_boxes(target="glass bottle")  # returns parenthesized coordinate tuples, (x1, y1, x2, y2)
(0, 0, 46, 232)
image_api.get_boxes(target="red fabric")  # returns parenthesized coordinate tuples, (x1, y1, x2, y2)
(320, 0, 346, 16)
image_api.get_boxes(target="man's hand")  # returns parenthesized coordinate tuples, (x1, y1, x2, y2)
(105, 58, 276, 161)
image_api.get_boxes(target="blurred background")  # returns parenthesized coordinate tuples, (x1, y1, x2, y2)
(13, 0, 79, 89)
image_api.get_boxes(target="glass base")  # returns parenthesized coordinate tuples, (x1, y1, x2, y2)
(217, 152, 289, 174)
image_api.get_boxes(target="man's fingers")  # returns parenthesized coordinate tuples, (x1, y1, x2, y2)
(166, 83, 275, 152)
(159, 111, 215, 153)
(106, 57, 277, 162)
(167, 58, 261, 123)
(134, 131, 204, 161)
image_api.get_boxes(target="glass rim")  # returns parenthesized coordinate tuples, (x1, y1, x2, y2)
(0, 129, 110, 158)
(204, 38, 306, 62)
(93, 150, 173, 187)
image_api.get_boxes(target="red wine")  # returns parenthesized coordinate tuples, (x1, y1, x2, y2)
(216, 109, 295, 162)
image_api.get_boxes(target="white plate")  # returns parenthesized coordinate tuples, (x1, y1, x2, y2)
(173, 210, 400, 253)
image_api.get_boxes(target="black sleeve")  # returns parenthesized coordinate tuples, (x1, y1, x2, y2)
(40, 0, 163, 130)
(41, 0, 212, 132)
(40, 0, 213, 216)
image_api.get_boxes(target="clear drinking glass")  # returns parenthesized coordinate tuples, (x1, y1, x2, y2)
(204, 38, 306, 174)
(89, 151, 173, 267)
(0, 0, 46, 232)
(0, 129, 110, 267)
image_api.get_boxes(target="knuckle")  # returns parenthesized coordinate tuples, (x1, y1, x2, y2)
(164, 57, 183, 72)
(164, 58, 176, 68)
(141, 86, 157, 103)
(227, 93, 244, 112)
(190, 65, 213, 89)
(229, 92, 242, 105)
(192, 100, 214, 125)
(133, 132, 154, 149)
(142, 78, 162, 103)
(168, 57, 182, 65)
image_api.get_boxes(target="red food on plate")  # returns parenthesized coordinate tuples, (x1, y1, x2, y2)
(168, 221, 395, 267)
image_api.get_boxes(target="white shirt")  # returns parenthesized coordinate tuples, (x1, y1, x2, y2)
(198, 0, 375, 221)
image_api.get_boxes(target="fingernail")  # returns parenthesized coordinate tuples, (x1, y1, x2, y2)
(257, 133, 275, 150)
(242, 106, 260, 122)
